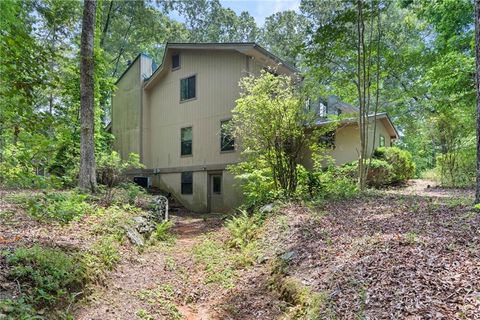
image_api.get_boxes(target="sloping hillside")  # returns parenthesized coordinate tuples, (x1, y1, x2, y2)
(1, 185, 478, 319)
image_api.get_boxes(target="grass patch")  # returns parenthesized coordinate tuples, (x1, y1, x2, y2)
(192, 236, 236, 289)
(137, 284, 182, 320)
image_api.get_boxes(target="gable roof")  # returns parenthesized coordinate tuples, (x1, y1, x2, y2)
(114, 53, 153, 85)
(143, 42, 298, 90)
(318, 112, 399, 139)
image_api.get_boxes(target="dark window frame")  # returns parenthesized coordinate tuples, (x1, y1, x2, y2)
(181, 171, 193, 195)
(180, 75, 196, 101)
(220, 119, 235, 152)
(172, 53, 180, 70)
(181, 126, 192, 156)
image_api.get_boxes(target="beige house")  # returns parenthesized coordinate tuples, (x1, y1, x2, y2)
(111, 42, 398, 213)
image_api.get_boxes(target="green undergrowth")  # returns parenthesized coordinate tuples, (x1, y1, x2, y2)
(192, 236, 237, 288)
(136, 284, 182, 320)
(192, 209, 270, 289)
(149, 220, 175, 244)
(1, 245, 84, 319)
(24, 191, 94, 224)
(1, 189, 151, 318)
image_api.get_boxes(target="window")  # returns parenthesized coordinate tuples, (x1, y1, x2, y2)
(379, 135, 385, 147)
(181, 171, 193, 194)
(220, 120, 235, 151)
(212, 175, 222, 194)
(181, 127, 192, 156)
(319, 130, 335, 149)
(180, 75, 196, 101)
(172, 53, 180, 70)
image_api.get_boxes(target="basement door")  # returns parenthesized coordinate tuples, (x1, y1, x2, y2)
(207, 172, 223, 212)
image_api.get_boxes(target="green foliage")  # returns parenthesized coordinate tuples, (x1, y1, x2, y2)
(228, 160, 281, 208)
(260, 10, 308, 66)
(2, 246, 84, 317)
(225, 210, 262, 249)
(136, 284, 182, 320)
(0, 144, 62, 189)
(168, 0, 257, 43)
(276, 276, 330, 320)
(373, 147, 416, 183)
(232, 71, 329, 199)
(435, 148, 475, 188)
(25, 191, 93, 224)
(192, 236, 236, 288)
(150, 220, 175, 243)
(96, 151, 144, 188)
(366, 159, 395, 188)
(90, 205, 135, 240)
(101, 183, 146, 207)
(82, 236, 120, 284)
(297, 164, 359, 201)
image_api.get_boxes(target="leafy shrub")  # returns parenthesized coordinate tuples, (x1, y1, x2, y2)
(232, 241, 261, 268)
(366, 159, 395, 187)
(373, 147, 415, 183)
(25, 191, 93, 224)
(226, 210, 262, 249)
(435, 147, 475, 188)
(96, 151, 144, 188)
(2, 246, 85, 316)
(297, 165, 358, 201)
(228, 160, 282, 208)
(151, 220, 175, 242)
(340, 159, 393, 188)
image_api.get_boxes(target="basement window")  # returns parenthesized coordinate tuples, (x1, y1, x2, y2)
(181, 171, 193, 195)
(220, 120, 235, 152)
(172, 53, 180, 70)
(181, 127, 192, 156)
(180, 75, 196, 101)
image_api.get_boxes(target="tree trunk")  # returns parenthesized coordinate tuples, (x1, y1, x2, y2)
(475, 0, 480, 203)
(79, 0, 97, 193)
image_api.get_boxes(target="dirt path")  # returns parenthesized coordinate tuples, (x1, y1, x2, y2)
(387, 179, 475, 199)
(74, 211, 225, 320)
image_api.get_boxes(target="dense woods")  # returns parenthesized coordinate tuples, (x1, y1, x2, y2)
(0, 0, 477, 190)
(1, 0, 479, 318)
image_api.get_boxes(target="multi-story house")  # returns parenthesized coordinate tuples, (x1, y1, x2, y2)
(111, 42, 398, 213)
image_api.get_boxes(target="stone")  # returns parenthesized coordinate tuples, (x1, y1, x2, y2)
(280, 250, 297, 262)
(260, 203, 274, 214)
(131, 216, 156, 234)
(125, 227, 145, 246)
